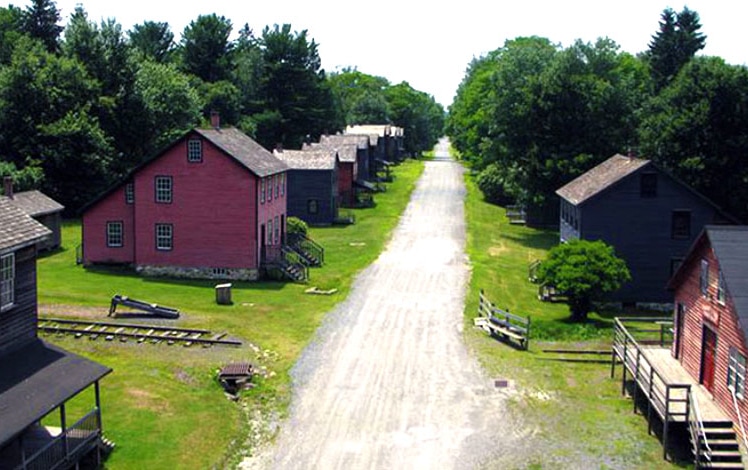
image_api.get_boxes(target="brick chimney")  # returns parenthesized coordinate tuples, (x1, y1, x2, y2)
(275, 143, 283, 153)
(210, 110, 220, 129)
(3, 176, 12, 199)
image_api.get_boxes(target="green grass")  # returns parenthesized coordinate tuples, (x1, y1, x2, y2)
(462, 173, 685, 469)
(36, 159, 424, 469)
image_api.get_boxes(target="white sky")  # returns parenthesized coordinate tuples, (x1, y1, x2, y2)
(19, 0, 748, 107)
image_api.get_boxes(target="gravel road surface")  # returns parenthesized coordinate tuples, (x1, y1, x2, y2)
(242, 139, 526, 469)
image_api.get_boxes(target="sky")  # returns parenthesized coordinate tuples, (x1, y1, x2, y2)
(20, 0, 748, 108)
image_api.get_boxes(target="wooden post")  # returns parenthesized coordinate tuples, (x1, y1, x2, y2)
(525, 316, 531, 351)
(664, 386, 671, 460)
(621, 336, 628, 396)
(647, 368, 655, 435)
(61, 403, 69, 458)
(633, 349, 640, 413)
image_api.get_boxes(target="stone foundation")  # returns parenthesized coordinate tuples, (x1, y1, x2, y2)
(135, 265, 260, 281)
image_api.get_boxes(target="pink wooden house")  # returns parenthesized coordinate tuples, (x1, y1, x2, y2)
(81, 124, 288, 281)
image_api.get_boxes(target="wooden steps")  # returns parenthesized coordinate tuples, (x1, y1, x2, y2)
(696, 421, 745, 469)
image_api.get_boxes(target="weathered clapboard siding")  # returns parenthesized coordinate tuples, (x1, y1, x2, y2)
(82, 182, 135, 265)
(673, 231, 748, 431)
(0, 246, 37, 356)
(36, 212, 62, 251)
(285, 169, 338, 225)
(338, 162, 355, 207)
(558, 156, 734, 303)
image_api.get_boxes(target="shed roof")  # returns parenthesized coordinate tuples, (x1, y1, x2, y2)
(3, 190, 64, 217)
(0, 339, 112, 445)
(0, 197, 51, 252)
(556, 154, 651, 205)
(273, 148, 338, 170)
(196, 127, 287, 177)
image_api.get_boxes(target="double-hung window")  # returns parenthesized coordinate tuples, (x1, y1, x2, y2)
(155, 223, 173, 251)
(155, 176, 173, 203)
(728, 347, 746, 399)
(280, 173, 285, 196)
(0, 253, 14, 312)
(107, 221, 124, 247)
(187, 139, 203, 163)
(261, 179, 265, 204)
(700, 259, 710, 297)
(125, 183, 134, 204)
(717, 270, 726, 304)
(267, 177, 273, 202)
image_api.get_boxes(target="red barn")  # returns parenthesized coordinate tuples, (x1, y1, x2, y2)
(669, 225, 748, 435)
(81, 125, 288, 281)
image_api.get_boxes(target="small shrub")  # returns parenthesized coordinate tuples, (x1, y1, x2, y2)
(476, 163, 511, 204)
(286, 216, 308, 236)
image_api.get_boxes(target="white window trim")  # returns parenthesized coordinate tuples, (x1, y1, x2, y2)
(260, 178, 265, 204)
(107, 221, 124, 248)
(155, 176, 173, 204)
(717, 270, 726, 305)
(0, 252, 15, 312)
(125, 183, 134, 204)
(155, 223, 173, 251)
(187, 139, 203, 162)
(728, 347, 746, 399)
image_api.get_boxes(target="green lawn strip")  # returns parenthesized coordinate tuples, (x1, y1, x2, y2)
(462, 172, 680, 468)
(37, 158, 425, 469)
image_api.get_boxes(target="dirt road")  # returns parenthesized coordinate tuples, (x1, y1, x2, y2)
(242, 139, 524, 469)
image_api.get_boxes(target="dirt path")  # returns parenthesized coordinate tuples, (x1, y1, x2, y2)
(242, 139, 526, 469)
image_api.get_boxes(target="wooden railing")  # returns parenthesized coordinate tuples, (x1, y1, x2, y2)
(690, 388, 712, 466)
(288, 234, 324, 266)
(476, 289, 531, 350)
(18, 409, 101, 470)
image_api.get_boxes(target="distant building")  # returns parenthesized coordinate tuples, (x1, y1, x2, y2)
(2, 178, 64, 251)
(556, 154, 735, 303)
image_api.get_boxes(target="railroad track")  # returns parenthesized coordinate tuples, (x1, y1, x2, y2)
(39, 317, 241, 347)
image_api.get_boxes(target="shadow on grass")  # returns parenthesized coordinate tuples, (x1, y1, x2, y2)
(37, 246, 68, 259)
(502, 231, 559, 251)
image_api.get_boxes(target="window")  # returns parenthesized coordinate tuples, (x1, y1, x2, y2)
(308, 199, 319, 214)
(187, 139, 203, 162)
(700, 259, 710, 297)
(275, 175, 280, 198)
(267, 177, 273, 202)
(106, 221, 123, 247)
(717, 270, 726, 304)
(267, 219, 273, 244)
(671, 210, 691, 239)
(155, 176, 172, 203)
(274, 215, 280, 244)
(280, 173, 285, 196)
(260, 178, 265, 204)
(0, 253, 14, 312)
(125, 183, 134, 204)
(155, 224, 173, 251)
(728, 347, 746, 399)
(640, 172, 658, 197)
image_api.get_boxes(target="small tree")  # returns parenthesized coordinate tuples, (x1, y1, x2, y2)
(537, 239, 630, 322)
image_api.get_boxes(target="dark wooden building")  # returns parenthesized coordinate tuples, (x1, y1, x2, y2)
(3, 178, 64, 251)
(668, 225, 748, 443)
(556, 154, 735, 303)
(273, 148, 340, 225)
(0, 197, 112, 469)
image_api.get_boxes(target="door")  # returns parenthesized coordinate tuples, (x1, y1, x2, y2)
(674, 303, 685, 359)
(700, 326, 718, 392)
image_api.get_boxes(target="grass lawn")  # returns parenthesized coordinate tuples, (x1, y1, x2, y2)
(36, 159, 425, 469)
(461, 173, 686, 469)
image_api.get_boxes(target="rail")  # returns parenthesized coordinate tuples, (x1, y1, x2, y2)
(476, 289, 530, 350)
(690, 388, 712, 465)
(732, 388, 748, 453)
(18, 409, 100, 470)
(287, 233, 324, 266)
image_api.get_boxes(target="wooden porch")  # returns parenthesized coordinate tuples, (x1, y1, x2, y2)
(612, 318, 742, 468)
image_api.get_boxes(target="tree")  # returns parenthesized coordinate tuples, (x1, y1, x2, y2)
(328, 69, 391, 124)
(180, 14, 234, 83)
(129, 21, 174, 63)
(0, 6, 24, 64)
(537, 239, 630, 322)
(20, 0, 62, 53)
(647, 7, 706, 91)
(385, 82, 444, 155)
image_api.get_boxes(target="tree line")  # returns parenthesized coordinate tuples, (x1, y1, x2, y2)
(447, 7, 748, 223)
(0, 0, 444, 213)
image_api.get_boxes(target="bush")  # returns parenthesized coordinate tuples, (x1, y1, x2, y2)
(476, 163, 511, 204)
(286, 216, 308, 236)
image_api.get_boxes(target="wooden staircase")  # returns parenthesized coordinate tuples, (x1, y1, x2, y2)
(695, 421, 745, 469)
(287, 234, 324, 267)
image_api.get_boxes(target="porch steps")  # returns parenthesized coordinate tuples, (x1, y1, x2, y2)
(696, 421, 744, 469)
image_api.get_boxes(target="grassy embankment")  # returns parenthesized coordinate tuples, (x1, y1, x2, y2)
(461, 172, 684, 469)
(37, 158, 425, 469)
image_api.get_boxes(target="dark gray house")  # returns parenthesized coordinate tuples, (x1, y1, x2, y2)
(319, 133, 372, 184)
(273, 148, 340, 225)
(0, 197, 112, 469)
(556, 154, 736, 303)
(2, 178, 64, 251)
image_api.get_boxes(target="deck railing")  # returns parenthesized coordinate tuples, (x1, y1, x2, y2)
(612, 318, 690, 459)
(689, 388, 712, 465)
(18, 408, 101, 470)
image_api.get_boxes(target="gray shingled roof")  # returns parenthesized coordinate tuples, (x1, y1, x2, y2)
(705, 226, 748, 341)
(3, 190, 64, 217)
(273, 149, 337, 170)
(346, 124, 391, 137)
(306, 141, 357, 163)
(556, 154, 651, 205)
(196, 127, 287, 177)
(0, 197, 51, 252)
(320, 134, 370, 150)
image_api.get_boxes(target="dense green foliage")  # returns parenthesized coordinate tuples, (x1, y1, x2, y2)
(0, 2, 443, 214)
(537, 239, 631, 321)
(286, 216, 308, 236)
(447, 7, 748, 223)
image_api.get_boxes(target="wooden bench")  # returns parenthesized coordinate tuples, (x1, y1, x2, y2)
(475, 289, 531, 350)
